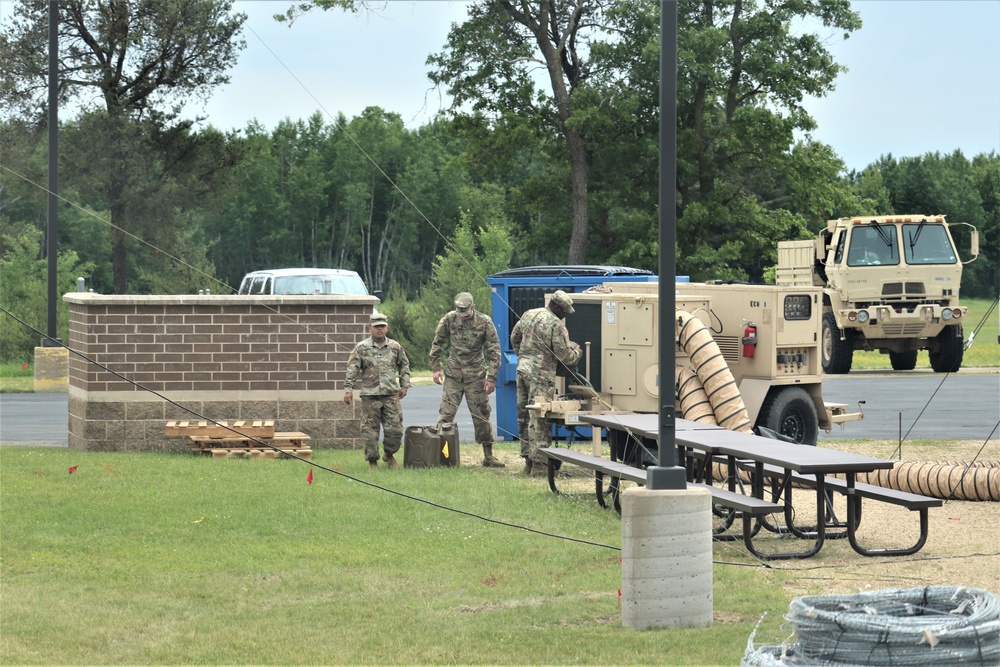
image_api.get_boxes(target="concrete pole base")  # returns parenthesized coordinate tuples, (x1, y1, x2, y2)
(33, 346, 69, 393)
(621, 485, 713, 629)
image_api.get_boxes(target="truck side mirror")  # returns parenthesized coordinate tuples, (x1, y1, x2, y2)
(373, 290, 384, 303)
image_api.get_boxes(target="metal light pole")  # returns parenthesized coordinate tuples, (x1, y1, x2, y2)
(45, 0, 59, 347)
(647, 0, 686, 490)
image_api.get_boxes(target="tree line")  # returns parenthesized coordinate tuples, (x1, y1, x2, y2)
(1, 0, 997, 365)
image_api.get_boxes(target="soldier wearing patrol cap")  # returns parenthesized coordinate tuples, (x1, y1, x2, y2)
(429, 292, 504, 467)
(510, 290, 582, 475)
(344, 312, 411, 469)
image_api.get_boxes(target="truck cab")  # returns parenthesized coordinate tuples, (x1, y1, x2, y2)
(777, 215, 979, 374)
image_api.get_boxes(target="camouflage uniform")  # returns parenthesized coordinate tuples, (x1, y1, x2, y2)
(428, 309, 501, 447)
(344, 336, 411, 463)
(510, 303, 582, 466)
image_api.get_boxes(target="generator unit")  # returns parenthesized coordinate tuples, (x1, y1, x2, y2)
(487, 266, 660, 442)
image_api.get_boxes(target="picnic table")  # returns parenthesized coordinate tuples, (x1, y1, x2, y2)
(575, 413, 939, 560)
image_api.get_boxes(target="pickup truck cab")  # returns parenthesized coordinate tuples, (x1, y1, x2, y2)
(238, 268, 381, 300)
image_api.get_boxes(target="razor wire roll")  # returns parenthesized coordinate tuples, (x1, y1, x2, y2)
(742, 586, 1000, 666)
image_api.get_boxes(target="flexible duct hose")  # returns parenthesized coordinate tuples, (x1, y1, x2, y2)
(675, 310, 753, 433)
(859, 460, 1000, 502)
(675, 366, 718, 425)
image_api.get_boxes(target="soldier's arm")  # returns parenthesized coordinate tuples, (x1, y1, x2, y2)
(551, 323, 583, 367)
(428, 316, 449, 372)
(510, 317, 523, 352)
(484, 318, 501, 382)
(397, 344, 412, 390)
(344, 346, 361, 391)
(343, 345, 361, 404)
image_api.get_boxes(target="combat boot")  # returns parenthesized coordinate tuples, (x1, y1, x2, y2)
(522, 457, 533, 475)
(482, 444, 506, 468)
(530, 459, 549, 476)
(382, 453, 399, 469)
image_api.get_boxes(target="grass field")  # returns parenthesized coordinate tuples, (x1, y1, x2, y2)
(2, 442, 997, 665)
(0, 446, 788, 665)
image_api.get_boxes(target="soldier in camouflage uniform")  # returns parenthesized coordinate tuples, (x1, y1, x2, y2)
(510, 290, 582, 475)
(429, 292, 505, 468)
(344, 312, 411, 469)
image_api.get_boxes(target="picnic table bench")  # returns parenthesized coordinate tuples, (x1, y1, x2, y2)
(164, 420, 312, 460)
(738, 461, 942, 556)
(538, 447, 784, 554)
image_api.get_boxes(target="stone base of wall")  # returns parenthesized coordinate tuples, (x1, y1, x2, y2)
(34, 346, 69, 393)
(68, 389, 362, 452)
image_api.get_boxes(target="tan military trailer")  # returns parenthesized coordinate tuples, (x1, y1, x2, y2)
(776, 214, 979, 374)
(543, 281, 862, 445)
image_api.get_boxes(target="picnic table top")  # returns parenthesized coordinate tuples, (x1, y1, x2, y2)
(580, 412, 890, 476)
(674, 428, 893, 475)
(580, 413, 725, 437)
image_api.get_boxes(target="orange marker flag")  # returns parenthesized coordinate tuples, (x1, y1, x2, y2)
(307, 469, 313, 485)
(442, 441, 450, 459)
(68, 465, 78, 474)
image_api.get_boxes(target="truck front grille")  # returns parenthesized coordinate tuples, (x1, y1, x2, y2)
(883, 324, 928, 336)
(882, 282, 926, 297)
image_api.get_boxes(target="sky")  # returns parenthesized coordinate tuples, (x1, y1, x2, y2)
(2, 1, 998, 172)
(189, 0, 999, 173)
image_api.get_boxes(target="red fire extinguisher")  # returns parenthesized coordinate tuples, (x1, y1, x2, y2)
(742, 323, 757, 358)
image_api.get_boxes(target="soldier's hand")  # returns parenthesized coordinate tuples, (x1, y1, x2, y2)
(343, 391, 353, 405)
(485, 379, 496, 395)
(432, 370, 444, 385)
(399, 387, 408, 399)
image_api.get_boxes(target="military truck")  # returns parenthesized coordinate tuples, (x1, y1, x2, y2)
(776, 215, 979, 374)
(542, 281, 861, 445)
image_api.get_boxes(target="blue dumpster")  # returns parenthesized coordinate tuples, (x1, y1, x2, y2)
(487, 266, 664, 442)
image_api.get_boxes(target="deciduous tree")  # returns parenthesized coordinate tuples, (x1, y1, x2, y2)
(1, 0, 245, 293)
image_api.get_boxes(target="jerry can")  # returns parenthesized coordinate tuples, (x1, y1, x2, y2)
(404, 423, 460, 468)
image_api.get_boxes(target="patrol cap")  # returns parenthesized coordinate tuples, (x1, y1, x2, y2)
(550, 290, 575, 315)
(369, 312, 388, 326)
(454, 292, 474, 314)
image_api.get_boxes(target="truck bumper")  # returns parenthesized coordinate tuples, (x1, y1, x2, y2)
(838, 304, 966, 338)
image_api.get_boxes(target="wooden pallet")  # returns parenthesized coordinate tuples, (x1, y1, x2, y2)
(186, 431, 311, 451)
(201, 448, 313, 460)
(164, 420, 275, 439)
(165, 420, 311, 460)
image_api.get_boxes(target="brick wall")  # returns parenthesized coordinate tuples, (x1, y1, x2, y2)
(63, 293, 377, 452)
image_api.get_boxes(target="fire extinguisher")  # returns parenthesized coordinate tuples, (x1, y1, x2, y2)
(742, 322, 757, 358)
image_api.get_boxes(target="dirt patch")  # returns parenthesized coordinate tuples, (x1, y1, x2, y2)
(468, 440, 1000, 597)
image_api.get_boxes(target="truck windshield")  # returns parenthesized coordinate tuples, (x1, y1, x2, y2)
(902, 224, 957, 265)
(846, 224, 899, 267)
(273, 274, 369, 295)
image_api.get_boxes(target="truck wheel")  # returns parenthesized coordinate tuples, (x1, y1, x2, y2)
(929, 325, 964, 373)
(759, 387, 818, 445)
(822, 312, 853, 374)
(889, 350, 918, 371)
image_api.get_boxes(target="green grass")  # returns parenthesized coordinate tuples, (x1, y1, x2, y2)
(0, 446, 794, 665)
(850, 297, 999, 370)
(0, 363, 34, 393)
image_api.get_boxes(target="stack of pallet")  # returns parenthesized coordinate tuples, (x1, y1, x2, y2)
(164, 420, 312, 460)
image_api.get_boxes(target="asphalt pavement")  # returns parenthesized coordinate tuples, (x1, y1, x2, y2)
(2, 373, 997, 447)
